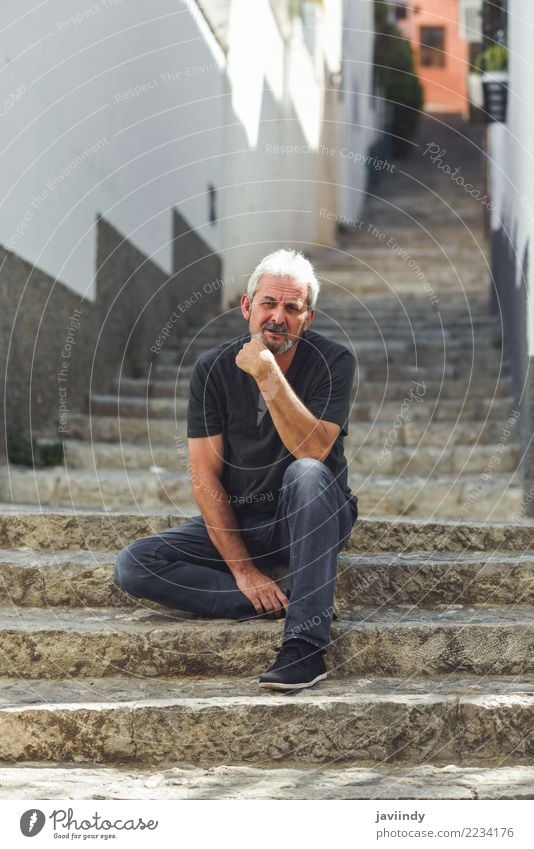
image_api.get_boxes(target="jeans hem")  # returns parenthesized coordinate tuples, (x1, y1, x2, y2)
(283, 633, 327, 651)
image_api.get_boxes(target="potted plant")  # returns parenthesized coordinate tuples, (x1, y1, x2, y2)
(477, 43, 508, 123)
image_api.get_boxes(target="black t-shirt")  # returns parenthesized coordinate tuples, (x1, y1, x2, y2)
(187, 328, 357, 518)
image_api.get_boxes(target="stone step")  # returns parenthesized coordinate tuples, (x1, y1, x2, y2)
(161, 349, 506, 372)
(315, 302, 493, 316)
(0, 548, 532, 609)
(306, 283, 491, 299)
(0, 467, 522, 517)
(318, 267, 490, 278)
(351, 473, 522, 521)
(165, 326, 503, 344)
(0, 673, 532, 765)
(156, 339, 505, 361)
(115, 376, 513, 401)
(0, 466, 194, 512)
(188, 331, 501, 349)
(2, 762, 534, 799)
(162, 339, 505, 366)
(188, 299, 494, 316)
(152, 361, 510, 382)
(183, 325, 503, 344)
(338, 551, 534, 607)
(89, 393, 514, 422)
(60, 439, 519, 476)
(67, 413, 518, 446)
(317, 250, 485, 268)
(0, 607, 532, 679)
(348, 443, 519, 475)
(1, 510, 531, 554)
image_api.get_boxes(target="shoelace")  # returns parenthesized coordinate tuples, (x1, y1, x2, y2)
(273, 643, 306, 667)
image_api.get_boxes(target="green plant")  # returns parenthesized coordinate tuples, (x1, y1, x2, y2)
(374, 2, 423, 157)
(7, 433, 64, 467)
(476, 44, 508, 73)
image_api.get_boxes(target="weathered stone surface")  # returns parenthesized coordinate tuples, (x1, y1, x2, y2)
(2, 510, 534, 553)
(117, 374, 512, 401)
(0, 510, 171, 551)
(153, 360, 508, 385)
(68, 414, 189, 444)
(347, 516, 534, 553)
(90, 394, 188, 420)
(0, 675, 531, 765)
(66, 414, 517, 448)
(0, 762, 532, 799)
(0, 117, 527, 798)
(336, 552, 534, 607)
(170, 338, 505, 367)
(0, 466, 195, 511)
(350, 474, 522, 520)
(3, 673, 534, 707)
(1, 549, 533, 609)
(0, 467, 524, 518)
(63, 441, 183, 471)
(0, 608, 531, 679)
(348, 443, 518, 476)
(88, 392, 512, 423)
(62, 438, 518, 477)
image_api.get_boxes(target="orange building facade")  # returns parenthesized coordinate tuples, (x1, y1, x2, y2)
(393, 0, 470, 113)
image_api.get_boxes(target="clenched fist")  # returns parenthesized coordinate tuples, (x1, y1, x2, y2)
(235, 336, 276, 381)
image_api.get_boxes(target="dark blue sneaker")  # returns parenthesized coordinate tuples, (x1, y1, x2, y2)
(259, 639, 327, 691)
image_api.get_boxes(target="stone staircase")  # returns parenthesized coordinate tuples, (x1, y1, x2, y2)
(0, 116, 531, 799)
(0, 508, 533, 799)
(0, 283, 522, 521)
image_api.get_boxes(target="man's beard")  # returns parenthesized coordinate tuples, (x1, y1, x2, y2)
(255, 322, 299, 354)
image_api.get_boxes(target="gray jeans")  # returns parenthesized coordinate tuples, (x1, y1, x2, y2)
(115, 458, 357, 650)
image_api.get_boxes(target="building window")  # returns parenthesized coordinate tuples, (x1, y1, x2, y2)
(420, 26, 445, 67)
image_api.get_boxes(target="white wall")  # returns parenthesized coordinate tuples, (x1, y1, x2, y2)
(0, 0, 225, 299)
(488, 0, 534, 352)
(220, 0, 341, 303)
(1, 0, 378, 309)
(338, 0, 383, 224)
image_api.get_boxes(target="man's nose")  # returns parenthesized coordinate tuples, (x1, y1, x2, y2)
(270, 303, 286, 324)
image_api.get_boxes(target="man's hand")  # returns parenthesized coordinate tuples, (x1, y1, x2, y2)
(235, 337, 275, 382)
(234, 565, 289, 617)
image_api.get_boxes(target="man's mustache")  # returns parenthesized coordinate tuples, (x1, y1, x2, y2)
(262, 322, 289, 335)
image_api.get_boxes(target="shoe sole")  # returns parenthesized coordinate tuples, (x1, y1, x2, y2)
(258, 672, 328, 691)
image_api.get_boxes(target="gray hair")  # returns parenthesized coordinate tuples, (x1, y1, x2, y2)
(247, 249, 320, 309)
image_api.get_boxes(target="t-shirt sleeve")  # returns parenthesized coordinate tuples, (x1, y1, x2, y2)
(187, 357, 224, 438)
(305, 349, 355, 437)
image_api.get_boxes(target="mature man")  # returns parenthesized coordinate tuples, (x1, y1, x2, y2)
(115, 249, 358, 690)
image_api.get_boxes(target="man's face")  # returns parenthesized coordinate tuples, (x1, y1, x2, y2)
(240, 275, 315, 354)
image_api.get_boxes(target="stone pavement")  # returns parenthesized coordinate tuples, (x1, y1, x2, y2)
(0, 118, 521, 522)
(0, 116, 531, 799)
(0, 510, 532, 798)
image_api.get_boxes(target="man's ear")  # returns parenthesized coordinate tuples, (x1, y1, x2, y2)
(240, 292, 251, 320)
(304, 308, 315, 330)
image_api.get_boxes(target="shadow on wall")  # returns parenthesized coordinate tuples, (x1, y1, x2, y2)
(0, 211, 222, 455)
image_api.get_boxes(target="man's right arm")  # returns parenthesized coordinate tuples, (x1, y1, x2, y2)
(188, 434, 288, 617)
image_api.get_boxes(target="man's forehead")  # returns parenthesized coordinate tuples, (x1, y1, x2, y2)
(255, 275, 308, 301)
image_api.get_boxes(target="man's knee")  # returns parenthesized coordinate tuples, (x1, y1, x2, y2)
(114, 539, 152, 595)
(282, 457, 333, 490)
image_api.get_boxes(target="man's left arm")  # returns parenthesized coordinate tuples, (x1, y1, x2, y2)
(235, 338, 353, 461)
